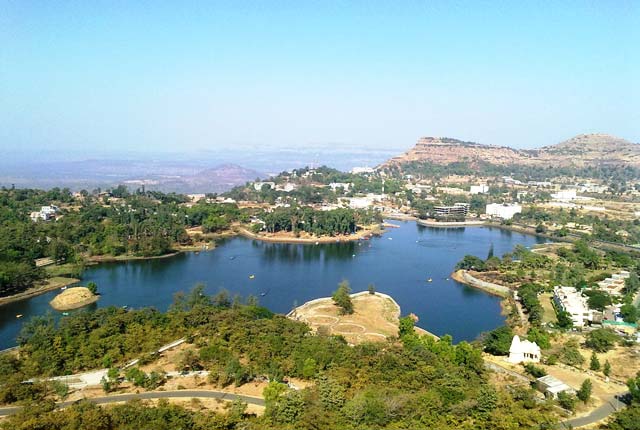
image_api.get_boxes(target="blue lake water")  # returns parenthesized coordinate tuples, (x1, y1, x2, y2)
(0, 221, 544, 349)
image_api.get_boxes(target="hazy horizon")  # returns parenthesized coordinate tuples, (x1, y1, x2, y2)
(1, 2, 638, 159)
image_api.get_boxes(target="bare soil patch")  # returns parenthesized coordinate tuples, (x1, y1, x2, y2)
(289, 291, 402, 344)
(49, 287, 98, 311)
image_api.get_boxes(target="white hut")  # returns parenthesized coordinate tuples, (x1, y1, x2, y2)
(507, 335, 541, 363)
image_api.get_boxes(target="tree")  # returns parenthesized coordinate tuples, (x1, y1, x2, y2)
(604, 360, 612, 377)
(332, 280, 353, 315)
(455, 255, 486, 271)
(487, 243, 494, 260)
(621, 303, 639, 324)
(86, 281, 98, 295)
(607, 404, 640, 430)
(482, 325, 513, 356)
(577, 379, 592, 404)
(629, 372, 640, 403)
(557, 391, 577, 412)
(585, 290, 612, 312)
(302, 357, 317, 378)
(585, 329, 619, 352)
(556, 310, 574, 329)
(589, 352, 601, 371)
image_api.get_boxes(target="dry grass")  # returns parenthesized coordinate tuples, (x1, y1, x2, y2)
(290, 292, 401, 344)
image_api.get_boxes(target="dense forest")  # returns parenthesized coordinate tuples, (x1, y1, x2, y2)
(0, 286, 558, 429)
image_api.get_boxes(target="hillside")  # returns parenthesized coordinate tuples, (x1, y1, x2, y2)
(381, 133, 640, 170)
(125, 163, 262, 193)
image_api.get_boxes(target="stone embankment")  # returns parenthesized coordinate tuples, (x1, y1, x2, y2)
(451, 270, 511, 298)
(417, 219, 486, 228)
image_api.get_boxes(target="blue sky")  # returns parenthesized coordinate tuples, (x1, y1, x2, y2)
(1, 1, 638, 156)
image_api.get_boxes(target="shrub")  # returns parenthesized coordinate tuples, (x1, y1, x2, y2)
(585, 329, 619, 353)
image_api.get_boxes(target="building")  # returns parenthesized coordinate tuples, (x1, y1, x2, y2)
(275, 183, 297, 193)
(350, 166, 375, 174)
(470, 184, 489, 194)
(597, 271, 630, 296)
(536, 375, 575, 399)
(253, 181, 275, 191)
(553, 286, 593, 327)
(507, 335, 541, 364)
(551, 189, 577, 201)
(30, 205, 60, 222)
(329, 182, 351, 192)
(437, 186, 468, 196)
(433, 203, 469, 219)
(485, 203, 522, 220)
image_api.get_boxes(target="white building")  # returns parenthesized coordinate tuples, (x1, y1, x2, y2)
(553, 286, 593, 327)
(536, 375, 575, 399)
(276, 183, 297, 193)
(507, 335, 541, 364)
(552, 189, 577, 201)
(470, 184, 489, 194)
(597, 271, 630, 296)
(329, 182, 351, 192)
(350, 166, 375, 174)
(253, 181, 275, 191)
(485, 203, 522, 220)
(30, 205, 60, 222)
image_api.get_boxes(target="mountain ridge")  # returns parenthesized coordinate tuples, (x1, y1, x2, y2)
(380, 133, 640, 169)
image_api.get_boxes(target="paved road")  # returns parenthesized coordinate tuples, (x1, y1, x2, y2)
(0, 390, 265, 417)
(558, 394, 628, 429)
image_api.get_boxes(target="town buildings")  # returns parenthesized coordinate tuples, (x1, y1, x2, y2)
(597, 271, 630, 297)
(485, 203, 522, 220)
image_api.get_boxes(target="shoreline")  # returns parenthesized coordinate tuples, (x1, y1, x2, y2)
(450, 269, 511, 298)
(417, 219, 486, 228)
(236, 225, 383, 244)
(288, 291, 440, 340)
(0, 277, 80, 307)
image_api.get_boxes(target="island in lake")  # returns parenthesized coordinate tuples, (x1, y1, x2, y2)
(49, 287, 99, 311)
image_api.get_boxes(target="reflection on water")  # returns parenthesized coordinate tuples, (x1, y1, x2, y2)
(0, 222, 543, 349)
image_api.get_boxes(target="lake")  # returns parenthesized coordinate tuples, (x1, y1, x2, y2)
(0, 221, 544, 349)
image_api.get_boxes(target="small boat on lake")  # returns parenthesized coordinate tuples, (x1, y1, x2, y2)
(249, 275, 255, 279)
(427, 278, 433, 283)
(61, 286, 67, 290)
(62, 312, 69, 316)
(16, 314, 22, 319)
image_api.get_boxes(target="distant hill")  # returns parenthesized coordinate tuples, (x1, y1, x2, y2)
(0, 158, 261, 193)
(380, 133, 640, 170)
(124, 164, 262, 193)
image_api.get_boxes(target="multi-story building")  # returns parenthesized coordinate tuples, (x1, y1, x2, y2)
(553, 286, 593, 327)
(433, 203, 469, 220)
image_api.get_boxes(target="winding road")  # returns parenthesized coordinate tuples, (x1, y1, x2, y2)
(558, 393, 628, 429)
(0, 390, 265, 417)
